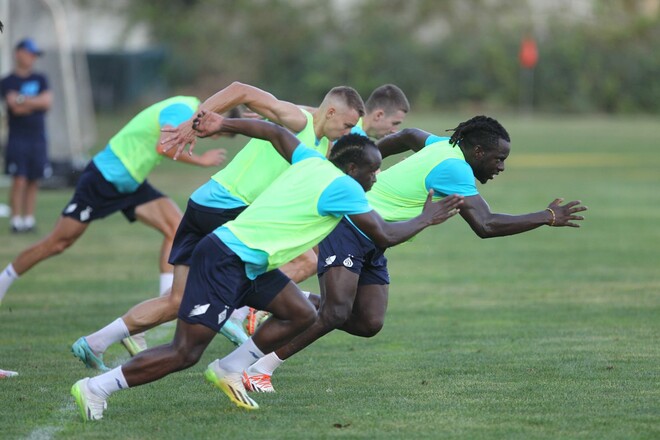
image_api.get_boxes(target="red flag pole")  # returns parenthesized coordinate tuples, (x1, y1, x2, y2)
(519, 35, 538, 113)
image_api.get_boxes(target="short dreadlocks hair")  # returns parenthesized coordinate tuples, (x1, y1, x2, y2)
(447, 115, 510, 151)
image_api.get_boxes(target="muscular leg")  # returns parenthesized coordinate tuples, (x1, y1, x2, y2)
(9, 176, 27, 218)
(121, 264, 189, 334)
(338, 283, 389, 337)
(134, 197, 182, 274)
(272, 266, 360, 360)
(24, 179, 39, 218)
(251, 281, 317, 354)
(123, 319, 216, 386)
(240, 251, 319, 337)
(12, 216, 88, 274)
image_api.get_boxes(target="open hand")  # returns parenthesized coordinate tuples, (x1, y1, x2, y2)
(191, 110, 226, 137)
(422, 190, 464, 225)
(546, 198, 587, 227)
(161, 120, 198, 160)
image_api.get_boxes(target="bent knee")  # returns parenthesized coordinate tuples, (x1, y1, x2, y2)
(292, 300, 317, 329)
(360, 317, 384, 337)
(318, 305, 352, 330)
(173, 344, 204, 369)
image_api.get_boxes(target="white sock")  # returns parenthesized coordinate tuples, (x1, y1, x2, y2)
(247, 351, 284, 376)
(230, 306, 250, 322)
(23, 215, 35, 228)
(217, 338, 265, 373)
(87, 366, 129, 400)
(86, 318, 130, 353)
(159, 273, 174, 297)
(0, 264, 19, 302)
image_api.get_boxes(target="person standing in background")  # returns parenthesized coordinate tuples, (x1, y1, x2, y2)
(1, 38, 53, 233)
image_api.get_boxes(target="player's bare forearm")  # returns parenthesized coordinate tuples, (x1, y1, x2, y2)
(199, 82, 305, 132)
(349, 194, 463, 248)
(25, 91, 53, 112)
(377, 128, 431, 158)
(199, 82, 255, 115)
(460, 195, 587, 238)
(213, 117, 299, 163)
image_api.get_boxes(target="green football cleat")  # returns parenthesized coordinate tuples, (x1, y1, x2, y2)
(71, 337, 109, 371)
(71, 378, 106, 421)
(121, 333, 147, 357)
(205, 361, 259, 410)
(219, 318, 249, 346)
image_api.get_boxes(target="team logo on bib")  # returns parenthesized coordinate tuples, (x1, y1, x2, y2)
(343, 257, 353, 268)
(324, 255, 336, 266)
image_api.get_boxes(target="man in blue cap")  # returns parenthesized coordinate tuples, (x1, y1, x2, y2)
(1, 38, 52, 233)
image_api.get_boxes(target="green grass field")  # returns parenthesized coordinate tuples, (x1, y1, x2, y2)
(1, 113, 658, 439)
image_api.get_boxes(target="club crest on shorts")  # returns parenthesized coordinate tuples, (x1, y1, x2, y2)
(64, 203, 77, 214)
(80, 206, 93, 222)
(343, 257, 353, 268)
(324, 255, 336, 266)
(218, 306, 230, 324)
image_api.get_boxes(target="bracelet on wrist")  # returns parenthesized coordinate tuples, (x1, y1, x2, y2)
(545, 207, 556, 226)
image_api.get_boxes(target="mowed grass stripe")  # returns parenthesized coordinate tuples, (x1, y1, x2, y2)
(0, 113, 658, 439)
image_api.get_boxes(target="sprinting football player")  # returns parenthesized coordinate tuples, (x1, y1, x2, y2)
(70, 113, 463, 420)
(71, 84, 366, 370)
(243, 115, 587, 392)
(0, 96, 225, 311)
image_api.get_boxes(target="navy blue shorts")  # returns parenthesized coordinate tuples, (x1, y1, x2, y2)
(61, 161, 164, 223)
(168, 200, 246, 266)
(4, 137, 51, 180)
(317, 217, 390, 286)
(178, 234, 291, 332)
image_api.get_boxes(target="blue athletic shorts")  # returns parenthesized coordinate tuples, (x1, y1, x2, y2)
(317, 216, 390, 286)
(4, 137, 51, 180)
(61, 161, 164, 223)
(178, 234, 291, 332)
(168, 200, 246, 266)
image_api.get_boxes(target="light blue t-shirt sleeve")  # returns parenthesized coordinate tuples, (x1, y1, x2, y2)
(158, 103, 196, 128)
(317, 176, 372, 217)
(425, 158, 479, 197)
(425, 135, 450, 146)
(292, 144, 324, 164)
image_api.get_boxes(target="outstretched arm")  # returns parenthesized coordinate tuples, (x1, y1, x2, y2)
(348, 191, 463, 248)
(376, 128, 432, 159)
(161, 82, 307, 159)
(190, 110, 300, 163)
(460, 195, 587, 238)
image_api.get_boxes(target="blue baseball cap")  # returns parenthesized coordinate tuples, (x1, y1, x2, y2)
(15, 38, 43, 56)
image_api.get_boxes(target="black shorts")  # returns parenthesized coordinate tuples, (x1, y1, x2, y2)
(168, 200, 247, 266)
(61, 162, 164, 223)
(178, 234, 290, 332)
(4, 137, 50, 180)
(317, 216, 390, 286)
